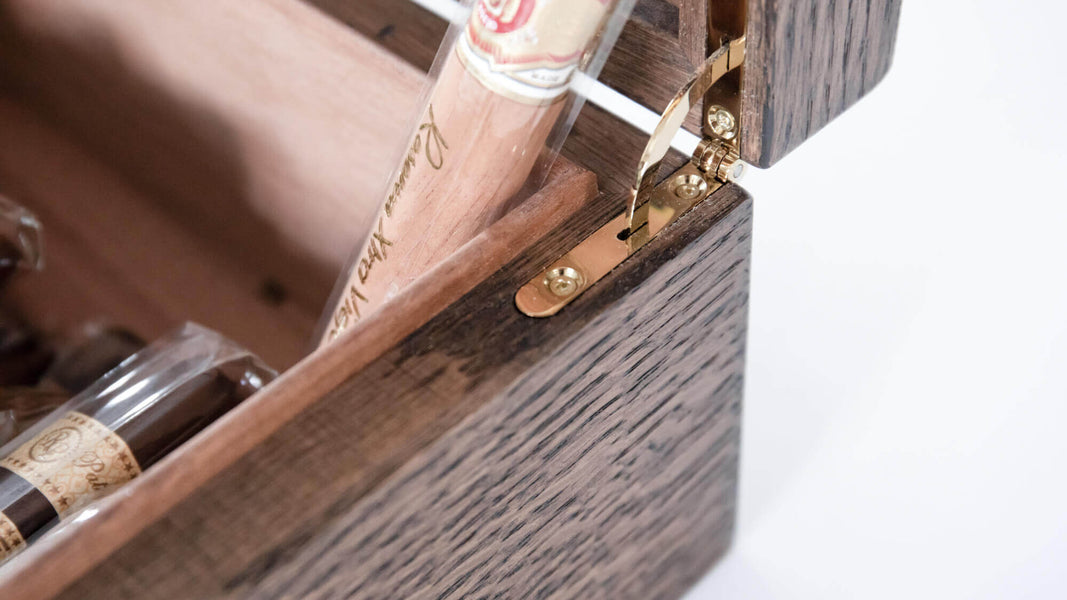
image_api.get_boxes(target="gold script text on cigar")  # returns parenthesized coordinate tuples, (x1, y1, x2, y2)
(327, 106, 448, 342)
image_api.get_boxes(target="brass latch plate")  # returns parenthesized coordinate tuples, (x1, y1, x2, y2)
(516, 37, 746, 318)
(515, 162, 727, 317)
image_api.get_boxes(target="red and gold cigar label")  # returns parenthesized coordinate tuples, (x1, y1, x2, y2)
(320, 0, 615, 345)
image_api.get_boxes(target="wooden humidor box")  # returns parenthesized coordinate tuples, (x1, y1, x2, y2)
(0, 0, 900, 598)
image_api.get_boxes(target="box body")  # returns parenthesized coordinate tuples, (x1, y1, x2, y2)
(0, 0, 898, 597)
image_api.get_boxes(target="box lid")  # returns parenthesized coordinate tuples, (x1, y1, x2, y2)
(597, 0, 903, 168)
(319, 0, 902, 169)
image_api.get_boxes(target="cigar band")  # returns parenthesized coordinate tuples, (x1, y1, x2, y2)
(0, 411, 141, 519)
(0, 511, 25, 560)
(456, 0, 612, 105)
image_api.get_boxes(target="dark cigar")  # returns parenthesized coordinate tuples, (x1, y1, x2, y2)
(0, 325, 274, 560)
(98, 356, 264, 466)
(0, 327, 147, 447)
(43, 326, 145, 395)
(0, 314, 52, 388)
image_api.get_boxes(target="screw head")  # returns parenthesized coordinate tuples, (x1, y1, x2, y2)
(729, 161, 746, 181)
(544, 266, 584, 298)
(669, 173, 709, 201)
(706, 106, 737, 140)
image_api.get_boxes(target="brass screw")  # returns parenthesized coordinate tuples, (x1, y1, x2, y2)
(706, 105, 737, 140)
(544, 266, 584, 298)
(669, 173, 709, 200)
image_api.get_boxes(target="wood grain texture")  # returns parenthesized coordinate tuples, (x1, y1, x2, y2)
(0, 2, 764, 597)
(741, 0, 902, 166)
(599, 0, 708, 133)
(0, 0, 426, 314)
(0, 0, 711, 322)
(48, 184, 751, 600)
(0, 135, 598, 600)
(563, 102, 691, 197)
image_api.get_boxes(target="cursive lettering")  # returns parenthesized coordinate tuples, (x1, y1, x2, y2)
(328, 104, 448, 342)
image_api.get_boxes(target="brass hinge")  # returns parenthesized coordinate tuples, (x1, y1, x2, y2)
(516, 37, 746, 317)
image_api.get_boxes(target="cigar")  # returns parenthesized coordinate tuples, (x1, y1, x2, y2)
(318, 0, 624, 345)
(0, 325, 274, 560)
(0, 326, 147, 447)
(0, 313, 53, 388)
(0, 388, 68, 448)
(42, 326, 145, 395)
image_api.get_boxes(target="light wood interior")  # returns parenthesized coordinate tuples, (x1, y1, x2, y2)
(0, 0, 606, 590)
(0, 0, 430, 368)
(0, 154, 598, 600)
(0, 0, 738, 371)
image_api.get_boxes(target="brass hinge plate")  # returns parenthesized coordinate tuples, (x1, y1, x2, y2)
(516, 37, 746, 318)
(515, 162, 727, 317)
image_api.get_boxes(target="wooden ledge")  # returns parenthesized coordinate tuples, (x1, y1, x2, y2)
(0, 156, 597, 600)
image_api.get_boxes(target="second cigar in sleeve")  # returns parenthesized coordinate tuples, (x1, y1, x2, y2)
(0, 323, 275, 561)
(318, 0, 634, 345)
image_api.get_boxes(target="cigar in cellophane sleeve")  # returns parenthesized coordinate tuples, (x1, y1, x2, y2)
(0, 325, 148, 447)
(0, 322, 276, 562)
(316, 0, 636, 346)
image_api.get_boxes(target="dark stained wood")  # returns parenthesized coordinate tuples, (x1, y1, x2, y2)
(563, 102, 686, 197)
(0, 128, 598, 599)
(599, 0, 708, 132)
(741, 0, 902, 166)
(47, 183, 751, 600)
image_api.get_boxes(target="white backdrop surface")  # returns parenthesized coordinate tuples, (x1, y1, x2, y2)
(684, 1, 1067, 598)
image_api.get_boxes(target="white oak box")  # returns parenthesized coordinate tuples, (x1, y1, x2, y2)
(0, 0, 900, 598)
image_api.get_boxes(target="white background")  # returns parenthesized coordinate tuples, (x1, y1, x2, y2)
(685, 1, 1067, 598)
